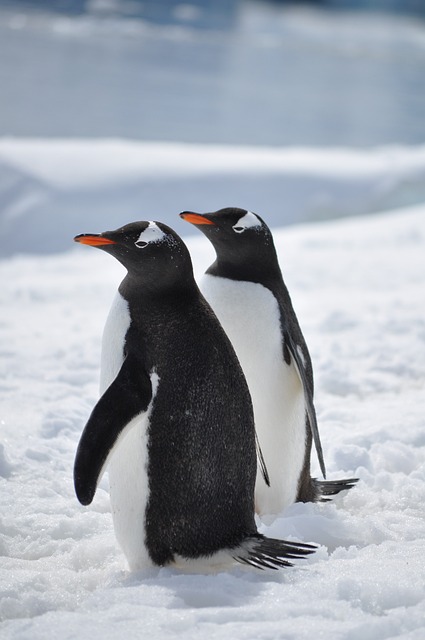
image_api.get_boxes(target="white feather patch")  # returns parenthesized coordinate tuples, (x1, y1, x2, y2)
(233, 211, 262, 233)
(135, 221, 166, 247)
(100, 292, 130, 394)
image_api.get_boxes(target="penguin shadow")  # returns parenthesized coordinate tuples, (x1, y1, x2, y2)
(119, 562, 298, 610)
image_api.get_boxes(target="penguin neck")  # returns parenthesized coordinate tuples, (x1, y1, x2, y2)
(207, 244, 282, 289)
(119, 270, 198, 304)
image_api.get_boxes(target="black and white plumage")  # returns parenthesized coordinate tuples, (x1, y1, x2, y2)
(180, 208, 357, 516)
(73, 221, 316, 571)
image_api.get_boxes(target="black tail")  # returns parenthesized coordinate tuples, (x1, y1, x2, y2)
(232, 535, 316, 570)
(315, 477, 359, 502)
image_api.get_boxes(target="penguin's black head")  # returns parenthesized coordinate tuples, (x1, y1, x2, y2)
(74, 221, 194, 287)
(180, 208, 276, 276)
(180, 207, 272, 248)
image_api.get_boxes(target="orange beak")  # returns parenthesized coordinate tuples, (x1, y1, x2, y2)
(180, 212, 216, 226)
(74, 234, 117, 247)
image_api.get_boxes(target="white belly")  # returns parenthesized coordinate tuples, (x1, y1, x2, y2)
(100, 292, 154, 570)
(200, 274, 307, 516)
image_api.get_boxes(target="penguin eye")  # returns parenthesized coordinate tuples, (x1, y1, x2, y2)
(232, 226, 245, 234)
(135, 241, 148, 249)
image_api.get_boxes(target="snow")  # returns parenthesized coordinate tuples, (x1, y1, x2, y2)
(1, 138, 425, 256)
(2, 0, 425, 633)
(1, 136, 425, 638)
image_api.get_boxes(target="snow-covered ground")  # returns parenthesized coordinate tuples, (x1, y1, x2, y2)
(1, 1, 425, 636)
(1, 142, 424, 637)
(2, 139, 425, 256)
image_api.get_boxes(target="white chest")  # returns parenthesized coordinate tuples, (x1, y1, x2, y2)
(100, 292, 131, 394)
(200, 274, 307, 516)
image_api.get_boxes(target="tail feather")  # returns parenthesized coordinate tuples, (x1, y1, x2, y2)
(315, 477, 359, 501)
(232, 535, 316, 571)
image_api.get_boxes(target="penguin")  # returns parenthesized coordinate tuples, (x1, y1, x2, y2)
(73, 220, 316, 571)
(180, 208, 358, 517)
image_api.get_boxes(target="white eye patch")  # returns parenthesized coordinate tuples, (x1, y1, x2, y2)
(135, 222, 166, 248)
(232, 211, 262, 234)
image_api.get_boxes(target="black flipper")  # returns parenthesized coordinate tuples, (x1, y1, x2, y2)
(233, 534, 316, 571)
(256, 432, 270, 487)
(285, 332, 326, 479)
(74, 354, 153, 506)
(315, 477, 359, 502)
